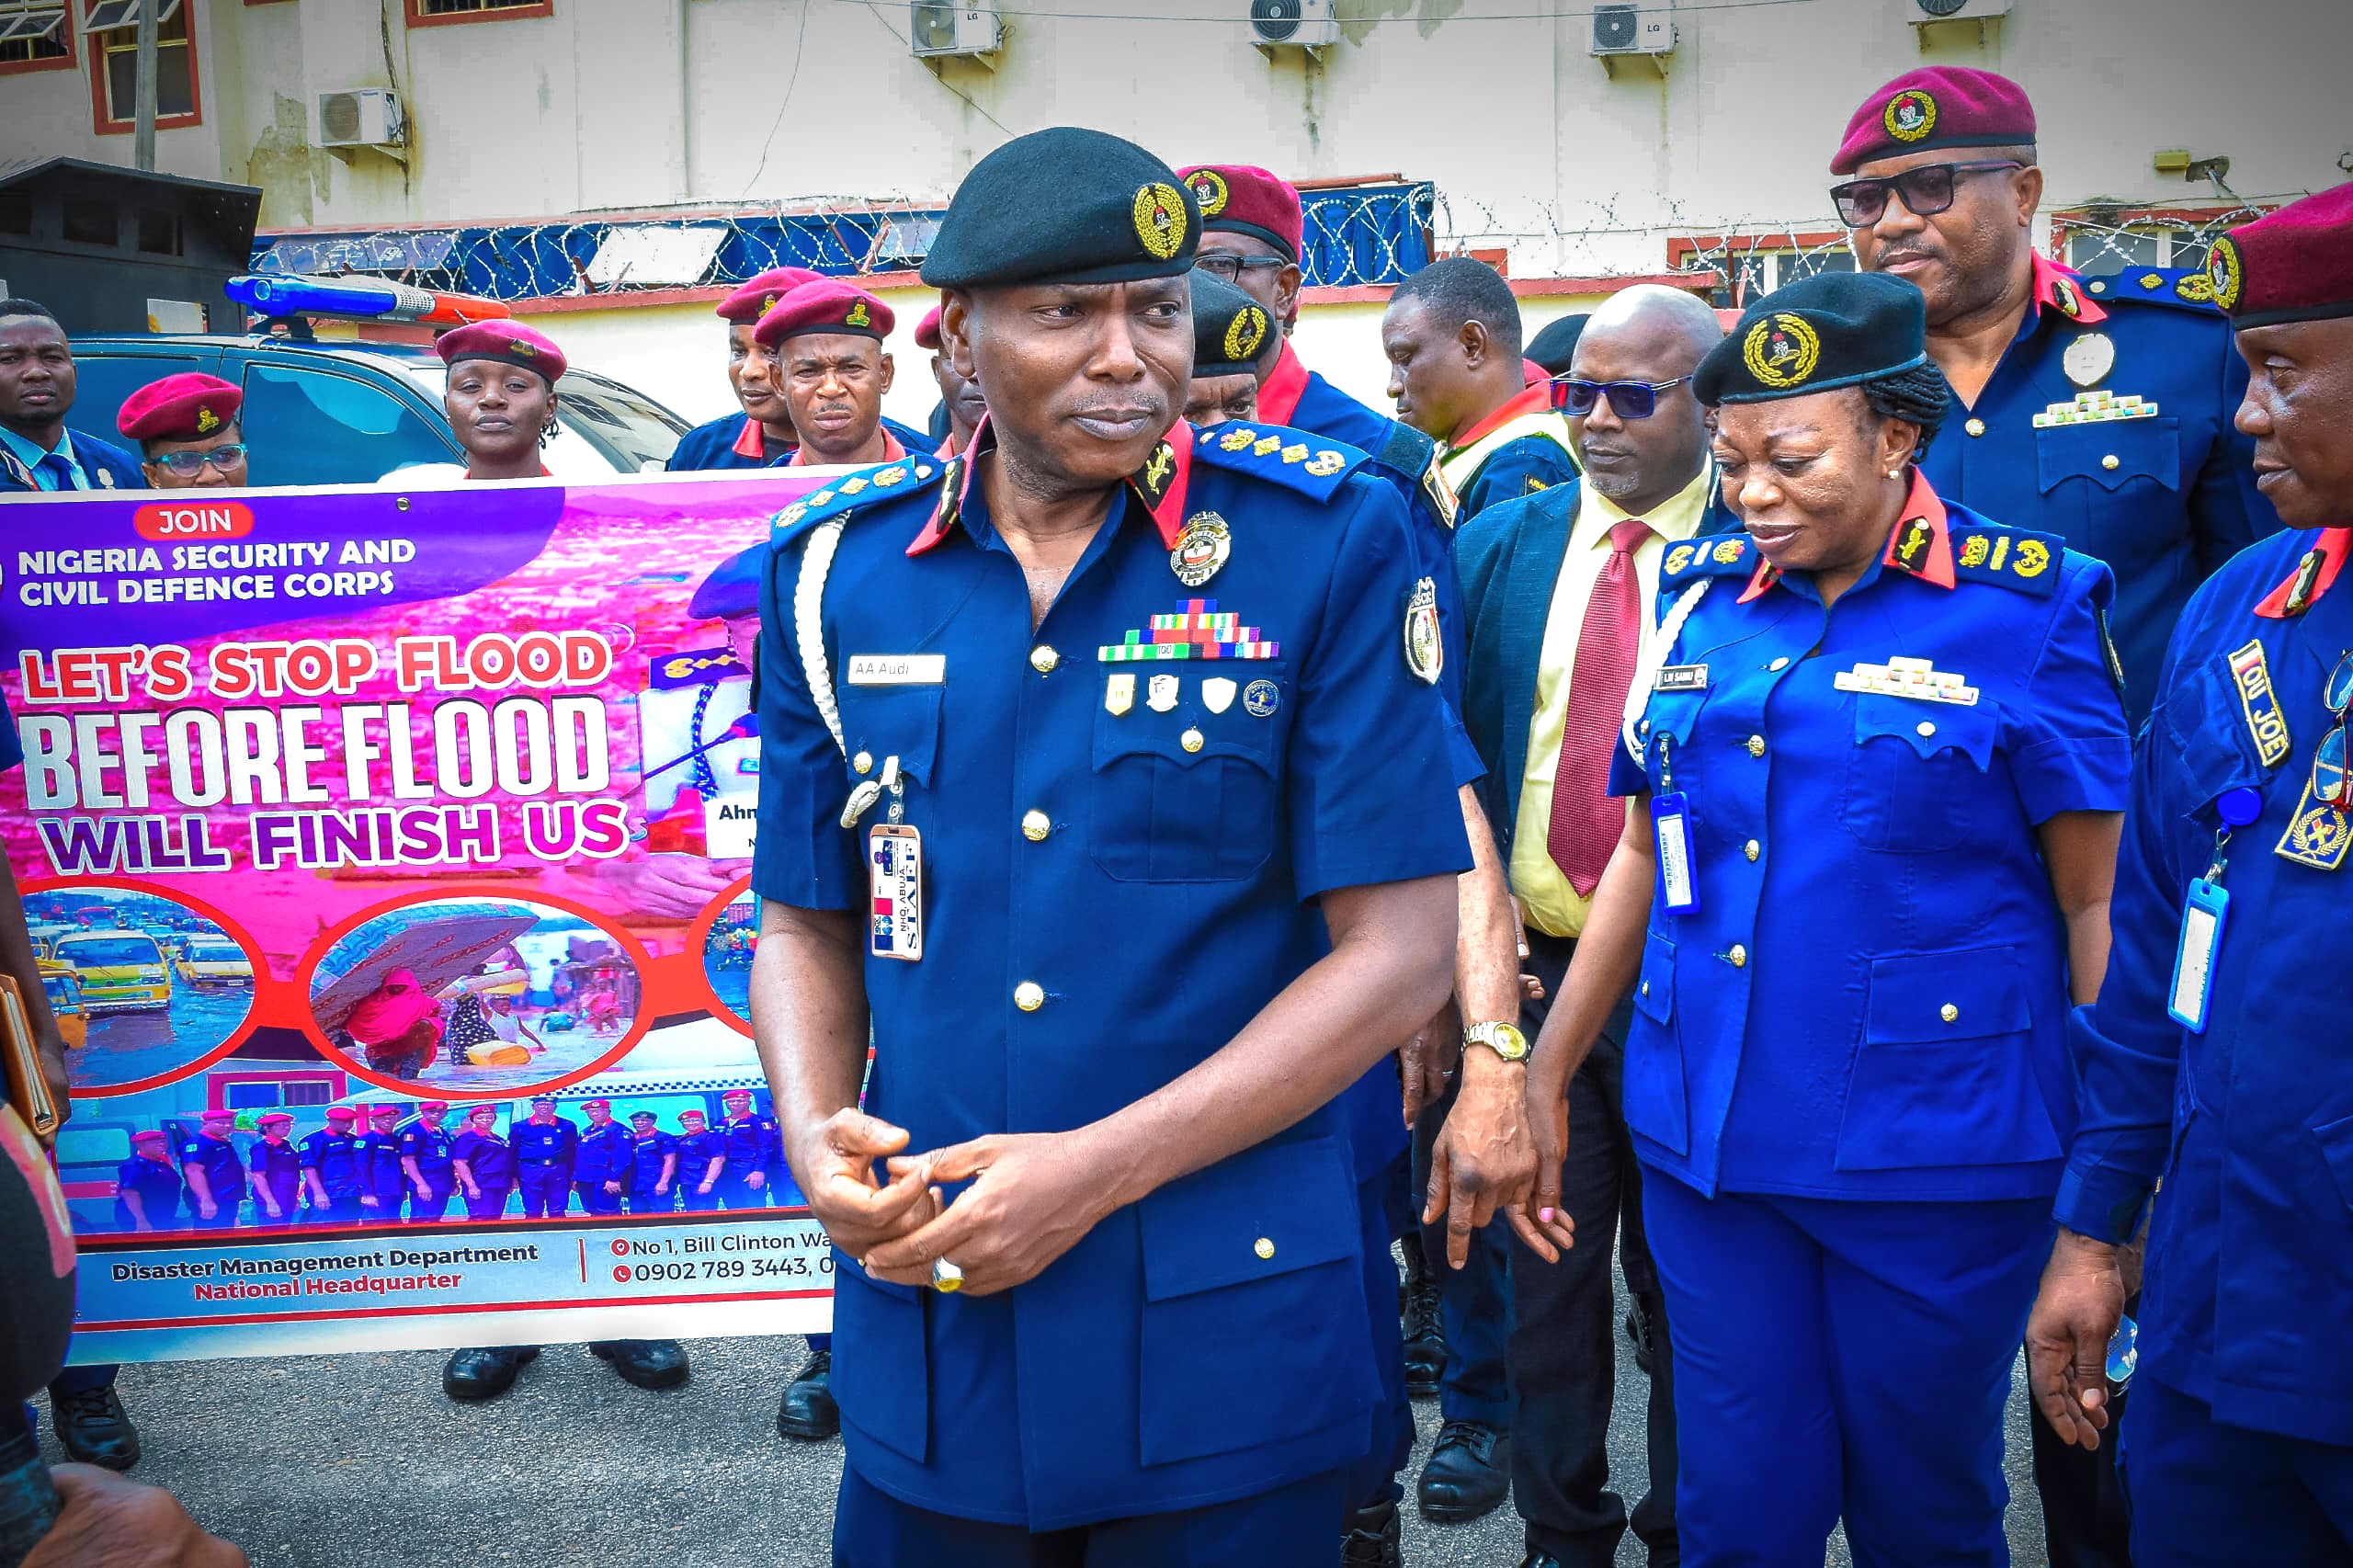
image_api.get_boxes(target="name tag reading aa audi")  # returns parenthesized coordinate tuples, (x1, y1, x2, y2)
(847, 654, 947, 686)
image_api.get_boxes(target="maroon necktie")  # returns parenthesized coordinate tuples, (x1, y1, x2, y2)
(1549, 517, 1653, 895)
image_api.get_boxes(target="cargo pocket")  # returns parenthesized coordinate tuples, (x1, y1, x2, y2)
(1089, 667, 1284, 882)
(1840, 692, 1997, 853)
(1622, 930, 1689, 1156)
(1836, 944, 2061, 1171)
(829, 1252, 929, 1462)
(1136, 1135, 1370, 1465)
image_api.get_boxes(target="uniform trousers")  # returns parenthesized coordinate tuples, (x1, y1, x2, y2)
(2122, 1374, 2353, 1565)
(517, 1164, 571, 1218)
(719, 1176, 772, 1210)
(1409, 1071, 1511, 1427)
(408, 1186, 453, 1222)
(309, 1194, 364, 1225)
(1342, 1151, 1416, 1513)
(186, 1199, 237, 1230)
(576, 1181, 624, 1216)
(627, 1190, 675, 1215)
(681, 1186, 723, 1212)
(463, 1185, 513, 1221)
(1643, 1182, 2050, 1568)
(1511, 931, 1675, 1566)
(832, 1461, 1345, 1568)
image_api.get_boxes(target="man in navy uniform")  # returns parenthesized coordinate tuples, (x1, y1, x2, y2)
(299, 1106, 367, 1225)
(357, 1103, 406, 1221)
(112, 1131, 183, 1233)
(1383, 259, 1579, 521)
(916, 302, 987, 459)
(0, 299, 142, 494)
(2029, 183, 2353, 1568)
(624, 1110, 678, 1213)
(451, 1104, 515, 1221)
(177, 1109, 245, 1230)
(666, 267, 820, 472)
(754, 281, 910, 472)
(1834, 67, 2279, 731)
(675, 1108, 727, 1211)
(400, 1100, 459, 1221)
(248, 1111, 302, 1225)
(571, 1097, 632, 1217)
(716, 1087, 779, 1210)
(510, 1094, 577, 1219)
(750, 126, 1467, 1562)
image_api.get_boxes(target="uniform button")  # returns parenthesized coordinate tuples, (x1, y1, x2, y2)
(853, 750, 873, 776)
(1254, 1237, 1276, 1260)
(1940, 1003, 1961, 1024)
(1916, 721, 1937, 738)
(1013, 982, 1045, 1012)
(1020, 810, 1051, 843)
(1965, 418, 1986, 437)
(1746, 734, 1766, 757)
(2102, 454, 2120, 471)
(1727, 945, 1747, 968)
(1768, 656, 1789, 672)
(1744, 839, 1760, 862)
(1029, 645, 1060, 674)
(1180, 727, 1205, 753)
(1640, 982, 1651, 997)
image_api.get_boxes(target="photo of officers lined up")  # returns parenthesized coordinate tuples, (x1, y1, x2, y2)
(92, 1090, 795, 1234)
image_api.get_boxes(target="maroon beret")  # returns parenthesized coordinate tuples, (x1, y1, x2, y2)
(256, 1112, 293, 1126)
(324, 1106, 358, 1121)
(914, 303, 943, 351)
(1830, 68, 2036, 176)
(2206, 183, 2353, 327)
(132, 1129, 167, 1144)
(717, 267, 824, 324)
(1176, 164, 1303, 263)
(437, 320, 566, 382)
(118, 372, 242, 443)
(753, 278, 893, 349)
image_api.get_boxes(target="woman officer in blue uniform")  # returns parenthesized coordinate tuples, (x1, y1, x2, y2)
(1524, 271, 2131, 1566)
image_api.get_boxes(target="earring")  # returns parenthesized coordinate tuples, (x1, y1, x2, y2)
(1886, 468, 1903, 481)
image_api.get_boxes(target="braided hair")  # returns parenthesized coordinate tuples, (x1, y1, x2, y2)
(1859, 360, 1953, 466)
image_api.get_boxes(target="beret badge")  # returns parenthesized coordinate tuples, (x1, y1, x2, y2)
(1224, 304, 1269, 363)
(1186, 169, 1230, 219)
(2207, 236, 2244, 312)
(1884, 88, 1938, 142)
(1742, 312, 1823, 390)
(847, 300, 872, 329)
(1133, 182, 1188, 262)
(195, 405, 221, 434)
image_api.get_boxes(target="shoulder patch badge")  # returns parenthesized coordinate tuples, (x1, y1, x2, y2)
(2276, 777, 2352, 870)
(1663, 535, 1752, 584)
(1404, 576, 1443, 685)
(2225, 638, 2293, 767)
(1951, 528, 2063, 597)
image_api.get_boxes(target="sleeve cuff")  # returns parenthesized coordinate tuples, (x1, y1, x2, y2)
(2052, 1162, 2154, 1244)
(2013, 734, 2131, 824)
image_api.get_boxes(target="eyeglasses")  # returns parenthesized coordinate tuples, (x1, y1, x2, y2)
(2313, 653, 2353, 811)
(150, 444, 248, 476)
(1829, 162, 2024, 228)
(1191, 254, 1288, 283)
(1548, 376, 1689, 419)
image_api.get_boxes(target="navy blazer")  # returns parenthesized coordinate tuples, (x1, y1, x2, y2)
(1455, 474, 1739, 859)
(0, 428, 144, 493)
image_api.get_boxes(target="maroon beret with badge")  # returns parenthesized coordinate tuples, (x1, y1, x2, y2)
(1176, 164, 1304, 263)
(324, 1106, 358, 1122)
(117, 372, 242, 443)
(132, 1129, 167, 1144)
(2204, 182, 2353, 328)
(914, 303, 943, 351)
(717, 267, 824, 324)
(437, 320, 566, 383)
(753, 278, 893, 349)
(1830, 67, 2037, 176)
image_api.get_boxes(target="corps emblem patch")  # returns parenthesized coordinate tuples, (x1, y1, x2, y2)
(1224, 304, 1270, 363)
(1743, 312, 1822, 390)
(1664, 544, 1696, 576)
(1884, 88, 1938, 142)
(2207, 236, 2244, 312)
(1891, 517, 1936, 575)
(1304, 450, 1346, 477)
(1133, 182, 1188, 262)
(2050, 275, 2084, 320)
(2174, 271, 2216, 304)
(762, 294, 780, 313)
(1403, 576, 1443, 686)
(511, 339, 537, 358)
(195, 405, 221, 434)
(1186, 168, 1230, 219)
(846, 301, 872, 329)
(1711, 539, 1744, 565)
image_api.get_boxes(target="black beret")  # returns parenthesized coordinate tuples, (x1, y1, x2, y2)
(1189, 273, 1274, 378)
(922, 127, 1199, 290)
(1525, 312, 1589, 378)
(1695, 272, 1927, 405)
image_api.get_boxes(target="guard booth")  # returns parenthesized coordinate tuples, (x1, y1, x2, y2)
(0, 157, 260, 334)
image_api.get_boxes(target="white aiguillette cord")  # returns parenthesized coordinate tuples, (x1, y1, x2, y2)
(794, 516, 850, 759)
(1620, 578, 1712, 770)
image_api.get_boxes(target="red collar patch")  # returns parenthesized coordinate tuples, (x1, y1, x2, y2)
(730, 418, 767, 460)
(1449, 383, 1553, 452)
(907, 416, 1193, 555)
(1881, 469, 1957, 589)
(2256, 527, 2353, 619)
(2031, 253, 2109, 326)
(1256, 343, 1310, 428)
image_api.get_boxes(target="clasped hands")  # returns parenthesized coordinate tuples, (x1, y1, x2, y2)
(792, 1108, 1117, 1297)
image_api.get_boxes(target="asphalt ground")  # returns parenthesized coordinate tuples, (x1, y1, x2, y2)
(41, 1253, 2051, 1567)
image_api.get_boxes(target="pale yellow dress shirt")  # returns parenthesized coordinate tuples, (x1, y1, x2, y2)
(1510, 466, 1715, 939)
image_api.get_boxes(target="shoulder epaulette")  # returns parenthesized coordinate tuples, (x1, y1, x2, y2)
(1951, 522, 2065, 598)
(1364, 420, 1457, 529)
(2084, 267, 2227, 316)
(1660, 534, 1756, 585)
(769, 455, 945, 547)
(1191, 421, 1368, 499)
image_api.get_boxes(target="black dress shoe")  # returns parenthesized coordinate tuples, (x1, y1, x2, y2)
(1517, 1553, 1565, 1568)
(777, 1347, 839, 1440)
(1341, 1497, 1402, 1567)
(443, 1346, 539, 1403)
(1402, 1273, 1447, 1400)
(1416, 1419, 1511, 1523)
(590, 1338, 690, 1390)
(51, 1383, 141, 1471)
(1626, 1299, 1656, 1376)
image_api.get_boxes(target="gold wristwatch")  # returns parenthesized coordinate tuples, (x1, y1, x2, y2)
(1462, 1020, 1530, 1063)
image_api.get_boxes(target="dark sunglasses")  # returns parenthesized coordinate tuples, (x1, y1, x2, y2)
(1191, 254, 1288, 283)
(2313, 653, 2353, 811)
(1829, 161, 2024, 228)
(1548, 376, 1688, 419)
(150, 444, 248, 476)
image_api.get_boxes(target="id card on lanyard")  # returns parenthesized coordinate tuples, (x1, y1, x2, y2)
(869, 823, 924, 961)
(1648, 733, 1699, 914)
(2165, 877, 2227, 1032)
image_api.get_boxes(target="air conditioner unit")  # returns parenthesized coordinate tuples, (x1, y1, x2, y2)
(1909, 0, 2010, 22)
(317, 88, 404, 150)
(910, 1, 999, 58)
(1592, 4, 1674, 56)
(1249, 0, 1338, 51)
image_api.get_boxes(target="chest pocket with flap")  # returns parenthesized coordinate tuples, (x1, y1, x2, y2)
(1089, 667, 1286, 882)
